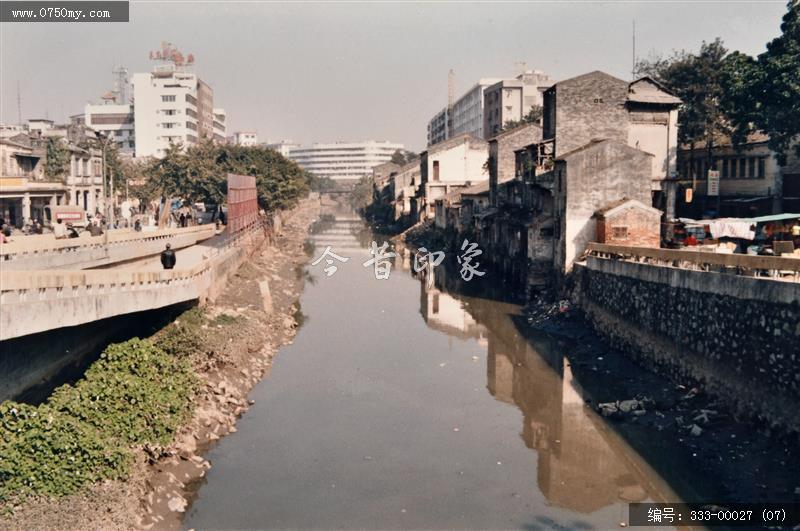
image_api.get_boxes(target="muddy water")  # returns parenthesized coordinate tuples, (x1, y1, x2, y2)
(184, 208, 680, 530)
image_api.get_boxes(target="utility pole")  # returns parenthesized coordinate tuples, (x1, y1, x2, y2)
(632, 19, 637, 80)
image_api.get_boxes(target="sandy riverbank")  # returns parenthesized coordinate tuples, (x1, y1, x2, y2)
(0, 197, 321, 530)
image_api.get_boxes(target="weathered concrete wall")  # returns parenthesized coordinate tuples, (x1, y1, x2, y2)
(554, 72, 629, 157)
(488, 123, 542, 206)
(0, 226, 264, 341)
(577, 257, 800, 432)
(554, 140, 653, 273)
(0, 225, 215, 271)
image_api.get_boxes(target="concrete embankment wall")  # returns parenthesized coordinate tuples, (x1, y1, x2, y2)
(0, 225, 216, 270)
(575, 257, 800, 432)
(0, 225, 267, 341)
(0, 225, 267, 400)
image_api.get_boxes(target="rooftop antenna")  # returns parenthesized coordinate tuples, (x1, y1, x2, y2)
(17, 81, 22, 124)
(632, 19, 637, 80)
(515, 61, 528, 75)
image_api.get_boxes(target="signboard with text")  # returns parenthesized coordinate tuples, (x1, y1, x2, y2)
(707, 170, 720, 196)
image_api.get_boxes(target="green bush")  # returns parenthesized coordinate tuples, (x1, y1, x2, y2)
(0, 337, 199, 502)
(50, 339, 198, 445)
(0, 402, 130, 500)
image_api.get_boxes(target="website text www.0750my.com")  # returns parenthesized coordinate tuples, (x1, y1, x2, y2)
(8, 6, 111, 21)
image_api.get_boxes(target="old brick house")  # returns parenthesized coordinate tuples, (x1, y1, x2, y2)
(594, 198, 661, 247)
(551, 139, 654, 274)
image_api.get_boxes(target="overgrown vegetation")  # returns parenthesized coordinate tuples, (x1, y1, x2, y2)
(0, 336, 198, 503)
(130, 140, 319, 212)
(502, 105, 543, 132)
(634, 0, 799, 164)
(43, 138, 70, 180)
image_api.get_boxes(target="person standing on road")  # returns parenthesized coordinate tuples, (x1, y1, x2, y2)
(160, 243, 176, 270)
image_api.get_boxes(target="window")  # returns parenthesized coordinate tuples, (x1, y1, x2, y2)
(748, 157, 756, 178)
(722, 159, 729, 178)
(612, 226, 628, 239)
(758, 157, 766, 178)
(433, 160, 440, 181)
(161, 95, 176, 102)
(162, 123, 175, 129)
(739, 158, 746, 178)
(163, 109, 177, 115)
(730, 158, 737, 178)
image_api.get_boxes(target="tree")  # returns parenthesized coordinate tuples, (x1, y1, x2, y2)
(390, 149, 419, 166)
(501, 105, 543, 132)
(44, 138, 70, 180)
(723, 1, 800, 164)
(145, 140, 312, 213)
(635, 39, 731, 179)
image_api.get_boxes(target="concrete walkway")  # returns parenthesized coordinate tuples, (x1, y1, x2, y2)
(109, 230, 231, 271)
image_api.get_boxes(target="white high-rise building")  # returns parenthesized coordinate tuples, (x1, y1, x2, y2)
(132, 64, 216, 158)
(426, 78, 501, 146)
(289, 141, 404, 181)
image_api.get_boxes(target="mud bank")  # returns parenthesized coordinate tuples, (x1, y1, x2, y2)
(0, 198, 320, 530)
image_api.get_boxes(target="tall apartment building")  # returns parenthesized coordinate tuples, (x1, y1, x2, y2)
(450, 79, 502, 140)
(427, 72, 552, 146)
(427, 107, 449, 146)
(289, 141, 404, 181)
(132, 65, 207, 158)
(426, 79, 501, 146)
(484, 70, 554, 138)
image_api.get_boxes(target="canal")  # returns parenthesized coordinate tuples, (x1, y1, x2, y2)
(184, 207, 680, 529)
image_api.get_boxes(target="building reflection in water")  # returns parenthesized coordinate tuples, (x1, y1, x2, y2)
(414, 264, 678, 515)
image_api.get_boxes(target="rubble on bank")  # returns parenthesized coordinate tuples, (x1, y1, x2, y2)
(520, 296, 800, 505)
(0, 198, 321, 530)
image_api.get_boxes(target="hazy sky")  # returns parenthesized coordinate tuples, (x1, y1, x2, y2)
(0, 1, 789, 151)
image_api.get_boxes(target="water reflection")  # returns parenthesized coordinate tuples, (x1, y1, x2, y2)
(185, 204, 682, 530)
(416, 265, 679, 515)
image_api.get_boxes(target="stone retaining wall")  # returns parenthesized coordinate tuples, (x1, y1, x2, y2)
(576, 257, 800, 432)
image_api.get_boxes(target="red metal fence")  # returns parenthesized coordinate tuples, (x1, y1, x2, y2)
(226, 173, 258, 233)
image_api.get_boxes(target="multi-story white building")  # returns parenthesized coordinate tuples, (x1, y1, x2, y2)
(213, 109, 226, 143)
(484, 70, 554, 138)
(427, 71, 554, 145)
(450, 78, 503, 140)
(73, 103, 136, 154)
(229, 131, 258, 146)
(426, 78, 501, 146)
(427, 107, 449, 146)
(132, 64, 218, 158)
(289, 141, 404, 181)
(263, 140, 301, 157)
